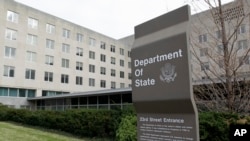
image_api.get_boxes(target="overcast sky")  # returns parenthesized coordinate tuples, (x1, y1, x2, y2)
(15, 0, 233, 39)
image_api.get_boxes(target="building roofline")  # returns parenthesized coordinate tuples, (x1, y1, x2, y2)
(27, 88, 132, 101)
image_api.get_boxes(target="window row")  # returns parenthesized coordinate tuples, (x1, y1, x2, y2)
(0, 87, 35, 97)
(3, 65, 132, 80)
(198, 24, 246, 43)
(6, 11, 130, 56)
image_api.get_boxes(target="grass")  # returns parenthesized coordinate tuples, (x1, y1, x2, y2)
(0, 122, 110, 141)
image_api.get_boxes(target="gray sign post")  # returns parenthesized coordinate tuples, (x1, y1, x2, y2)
(132, 5, 199, 140)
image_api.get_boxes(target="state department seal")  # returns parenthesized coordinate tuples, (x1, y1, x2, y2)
(160, 63, 177, 83)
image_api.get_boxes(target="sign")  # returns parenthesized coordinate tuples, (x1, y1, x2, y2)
(132, 5, 199, 140)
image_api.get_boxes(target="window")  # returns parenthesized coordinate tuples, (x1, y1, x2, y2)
(215, 30, 222, 39)
(100, 67, 106, 75)
(61, 74, 69, 84)
(4, 47, 16, 58)
(3, 66, 15, 77)
(111, 69, 116, 77)
(28, 17, 38, 29)
(238, 24, 246, 34)
(76, 62, 83, 71)
(201, 62, 209, 71)
(218, 60, 224, 68)
(46, 39, 54, 49)
(100, 54, 106, 62)
(200, 48, 208, 57)
(26, 34, 37, 45)
(62, 58, 69, 68)
(7, 11, 18, 23)
(45, 55, 54, 65)
(111, 57, 116, 65)
(89, 64, 95, 73)
(111, 45, 115, 52)
(25, 69, 35, 80)
(120, 83, 125, 88)
(111, 81, 116, 89)
(100, 41, 106, 49)
(5, 28, 17, 40)
(120, 71, 124, 78)
(26, 51, 36, 62)
(217, 44, 223, 54)
(89, 78, 95, 86)
(62, 43, 70, 53)
(199, 34, 207, 43)
(62, 28, 70, 38)
(238, 40, 248, 50)
(100, 80, 106, 88)
(76, 33, 83, 42)
(120, 59, 124, 67)
(128, 62, 131, 68)
(44, 72, 53, 82)
(128, 51, 131, 57)
(89, 38, 95, 46)
(46, 24, 55, 34)
(76, 76, 83, 85)
(239, 56, 250, 65)
(120, 48, 124, 55)
(89, 51, 95, 59)
(76, 47, 83, 56)
(128, 73, 132, 79)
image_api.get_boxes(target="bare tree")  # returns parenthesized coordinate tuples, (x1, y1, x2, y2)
(188, 0, 250, 113)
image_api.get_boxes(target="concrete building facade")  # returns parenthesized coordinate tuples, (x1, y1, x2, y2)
(0, 0, 131, 108)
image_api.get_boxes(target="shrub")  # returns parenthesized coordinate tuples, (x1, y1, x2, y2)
(116, 115, 137, 141)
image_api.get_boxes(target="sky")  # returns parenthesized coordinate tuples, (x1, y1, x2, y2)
(15, 0, 233, 39)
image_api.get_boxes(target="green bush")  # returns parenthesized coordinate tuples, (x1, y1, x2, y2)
(116, 115, 137, 141)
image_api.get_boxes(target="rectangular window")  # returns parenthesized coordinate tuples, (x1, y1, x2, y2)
(128, 73, 132, 79)
(89, 64, 95, 73)
(217, 44, 223, 54)
(26, 34, 37, 45)
(28, 17, 38, 29)
(238, 40, 248, 50)
(7, 11, 18, 23)
(100, 67, 106, 75)
(120, 83, 125, 88)
(45, 55, 54, 65)
(215, 30, 222, 39)
(25, 69, 35, 80)
(62, 43, 70, 53)
(89, 51, 95, 59)
(100, 80, 106, 88)
(239, 56, 250, 65)
(100, 54, 106, 62)
(111, 69, 116, 77)
(199, 34, 207, 43)
(76, 62, 83, 71)
(110, 45, 115, 52)
(201, 62, 209, 71)
(5, 28, 17, 40)
(26, 51, 36, 62)
(46, 39, 54, 49)
(44, 72, 53, 82)
(128, 62, 131, 68)
(76, 33, 83, 42)
(3, 65, 15, 77)
(89, 78, 95, 86)
(111, 81, 116, 89)
(238, 24, 246, 34)
(4, 46, 16, 58)
(200, 48, 208, 57)
(120, 59, 124, 67)
(76, 76, 83, 85)
(62, 58, 69, 68)
(46, 24, 55, 34)
(218, 60, 224, 68)
(100, 41, 106, 49)
(128, 51, 131, 57)
(62, 28, 70, 38)
(120, 71, 124, 78)
(111, 57, 116, 65)
(76, 47, 83, 56)
(89, 38, 96, 46)
(120, 48, 124, 55)
(61, 74, 69, 84)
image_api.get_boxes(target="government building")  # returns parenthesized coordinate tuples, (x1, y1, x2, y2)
(0, 0, 132, 108)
